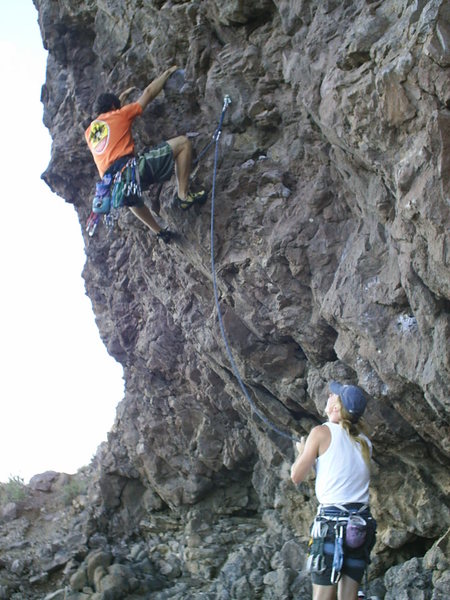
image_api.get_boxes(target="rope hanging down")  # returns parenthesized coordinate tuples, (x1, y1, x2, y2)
(209, 96, 301, 444)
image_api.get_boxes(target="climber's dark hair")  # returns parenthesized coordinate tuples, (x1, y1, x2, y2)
(95, 93, 121, 115)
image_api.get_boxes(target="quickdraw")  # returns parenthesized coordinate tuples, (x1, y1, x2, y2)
(306, 517, 329, 573)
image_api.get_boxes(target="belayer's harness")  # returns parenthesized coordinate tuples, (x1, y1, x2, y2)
(86, 156, 142, 236)
(306, 503, 375, 584)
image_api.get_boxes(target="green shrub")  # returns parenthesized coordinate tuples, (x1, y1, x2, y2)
(0, 475, 28, 504)
(62, 478, 87, 506)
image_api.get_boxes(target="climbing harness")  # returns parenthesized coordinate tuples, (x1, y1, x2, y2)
(209, 95, 301, 444)
(306, 504, 376, 586)
(86, 157, 142, 236)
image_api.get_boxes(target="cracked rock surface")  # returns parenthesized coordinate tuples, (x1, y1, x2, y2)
(1, 0, 447, 598)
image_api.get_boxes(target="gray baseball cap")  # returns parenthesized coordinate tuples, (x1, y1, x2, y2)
(329, 381, 368, 419)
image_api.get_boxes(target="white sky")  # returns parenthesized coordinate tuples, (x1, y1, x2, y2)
(0, 2, 124, 483)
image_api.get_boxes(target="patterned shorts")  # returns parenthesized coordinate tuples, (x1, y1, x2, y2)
(138, 142, 175, 188)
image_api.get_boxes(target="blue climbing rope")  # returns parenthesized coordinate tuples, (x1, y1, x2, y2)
(209, 96, 301, 443)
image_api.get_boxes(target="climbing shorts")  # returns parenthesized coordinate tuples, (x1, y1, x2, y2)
(138, 142, 175, 188)
(309, 503, 377, 586)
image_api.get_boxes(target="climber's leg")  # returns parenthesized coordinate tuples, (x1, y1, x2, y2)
(166, 135, 192, 200)
(129, 204, 161, 234)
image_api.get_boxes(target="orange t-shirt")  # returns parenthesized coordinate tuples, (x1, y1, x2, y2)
(85, 102, 143, 177)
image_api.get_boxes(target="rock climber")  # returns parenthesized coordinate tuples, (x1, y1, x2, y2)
(85, 66, 207, 241)
(290, 381, 377, 600)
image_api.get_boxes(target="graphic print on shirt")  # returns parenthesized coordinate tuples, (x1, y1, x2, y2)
(89, 120, 110, 154)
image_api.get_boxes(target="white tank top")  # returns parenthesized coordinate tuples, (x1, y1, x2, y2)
(315, 422, 371, 505)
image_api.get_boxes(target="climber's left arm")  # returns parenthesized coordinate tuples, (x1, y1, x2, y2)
(137, 66, 178, 110)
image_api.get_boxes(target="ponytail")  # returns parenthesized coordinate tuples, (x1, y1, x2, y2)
(336, 398, 371, 468)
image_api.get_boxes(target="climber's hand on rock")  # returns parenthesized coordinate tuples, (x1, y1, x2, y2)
(119, 86, 137, 104)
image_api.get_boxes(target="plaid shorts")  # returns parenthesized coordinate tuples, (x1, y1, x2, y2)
(138, 142, 174, 188)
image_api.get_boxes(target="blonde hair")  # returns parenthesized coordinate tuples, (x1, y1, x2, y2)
(336, 398, 371, 468)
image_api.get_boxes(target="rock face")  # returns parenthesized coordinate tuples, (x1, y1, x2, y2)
(4, 0, 447, 597)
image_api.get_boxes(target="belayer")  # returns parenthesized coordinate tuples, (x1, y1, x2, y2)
(290, 381, 377, 600)
(85, 66, 207, 241)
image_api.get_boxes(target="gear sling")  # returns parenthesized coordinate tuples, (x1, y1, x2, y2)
(86, 156, 142, 236)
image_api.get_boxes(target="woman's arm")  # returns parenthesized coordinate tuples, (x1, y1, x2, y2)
(137, 66, 178, 109)
(290, 425, 329, 485)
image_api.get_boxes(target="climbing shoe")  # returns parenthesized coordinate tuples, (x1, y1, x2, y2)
(177, 189, 208, 210)
(156, 227, 172, 243)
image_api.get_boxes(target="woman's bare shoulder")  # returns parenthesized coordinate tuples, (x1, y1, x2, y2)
(310, 424, 330, 437)
(310, 424, 331, 455)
